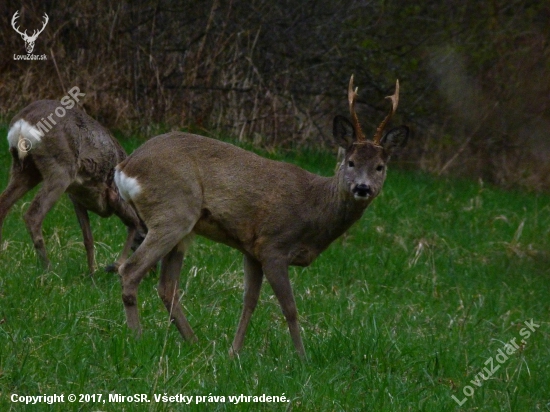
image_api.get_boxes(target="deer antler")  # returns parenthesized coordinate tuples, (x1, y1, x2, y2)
(348, 75, 366, 142)
(11, 11, 27, 37)
(29, 13, 49, 40)
(11, 11, 49, 40)
(373, 80, 399, 145)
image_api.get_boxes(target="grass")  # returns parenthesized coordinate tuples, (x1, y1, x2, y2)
(0, 127, 549, 411)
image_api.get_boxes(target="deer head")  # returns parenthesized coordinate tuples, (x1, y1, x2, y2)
(12, 11, 49, 54)
(333, 75, 408, 201)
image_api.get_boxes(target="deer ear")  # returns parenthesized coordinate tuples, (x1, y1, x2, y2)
(333, 115, 355, 149)
(380, 126, 409, 155)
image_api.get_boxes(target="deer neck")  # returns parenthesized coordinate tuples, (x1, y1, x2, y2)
(308, 170, 371, 246)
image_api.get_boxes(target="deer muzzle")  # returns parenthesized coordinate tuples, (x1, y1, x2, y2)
(352, 183, 371, 200)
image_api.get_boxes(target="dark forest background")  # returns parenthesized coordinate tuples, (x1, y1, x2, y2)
(1, 1, 549, 191)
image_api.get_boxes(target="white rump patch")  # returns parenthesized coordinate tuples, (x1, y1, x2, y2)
(7, 119, 44, 159)
(7, 119, 43, 148)
(115, 167, 142, 202)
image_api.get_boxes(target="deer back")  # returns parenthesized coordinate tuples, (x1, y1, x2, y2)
(10, 100, 126, 180)
(118, 132, 369, 266)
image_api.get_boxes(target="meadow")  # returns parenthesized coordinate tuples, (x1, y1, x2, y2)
(0, 127, 549, 411)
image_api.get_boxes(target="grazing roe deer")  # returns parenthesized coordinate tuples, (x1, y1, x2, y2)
(0, 99, 144, 273)
(115, 76, 409, 357)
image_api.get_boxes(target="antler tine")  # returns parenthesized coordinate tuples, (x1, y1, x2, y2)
(373, 79, 400, 145)
(12, 10, 19, 26)
(348, 75, 366, 141)
(29, 13, 49, 40)
(11, 11, 27, 36)
(40, 13, 49, 31)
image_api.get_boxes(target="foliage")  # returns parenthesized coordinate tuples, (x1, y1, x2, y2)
(0, 1, 549, 187)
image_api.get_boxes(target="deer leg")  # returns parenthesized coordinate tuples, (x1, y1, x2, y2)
(107, 226, 141, 272)
(69, 197, 96, 274)
(0, 157, 41, 245)
(157, 236, 197, 342)
(104, 225, 138, 273)
(23, 174, 71, 270)
(230, 254, 264, 356)
(106, 186, 144, 272)
(118, 226, 191, 337)
(263, 262, 306, 358)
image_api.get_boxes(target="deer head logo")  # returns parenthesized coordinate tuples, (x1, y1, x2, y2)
(12, 11, 49, 54)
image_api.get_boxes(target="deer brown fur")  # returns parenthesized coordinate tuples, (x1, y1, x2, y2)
(115, 77, 409, 357)
(0, 99, 144, 273)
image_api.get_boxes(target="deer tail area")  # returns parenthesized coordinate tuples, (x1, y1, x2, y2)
(7, 119, 44, 160)
(114, 167, 142, 203)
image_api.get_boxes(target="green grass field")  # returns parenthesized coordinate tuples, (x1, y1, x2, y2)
(0, 128, 549, 411)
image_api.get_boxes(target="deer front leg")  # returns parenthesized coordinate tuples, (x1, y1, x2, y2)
(70, 197, 96, 274)
(263, 260, 306, 358)
(157, 236, 197, 342)
(104, 225, 139, 273)
(230, 254, 264, 357)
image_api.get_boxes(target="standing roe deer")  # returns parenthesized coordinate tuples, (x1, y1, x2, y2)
(0, 98, 144, 273)
(115, 76, 409, 357)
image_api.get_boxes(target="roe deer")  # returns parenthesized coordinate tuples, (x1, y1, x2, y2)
(0, 98, 144, 273)
(115, 76, 409, 357)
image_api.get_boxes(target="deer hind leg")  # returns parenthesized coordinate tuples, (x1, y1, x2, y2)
(157, 235, 197, 342)
(23, 169, 71, 270)
(118, 223, 195, 337)
(263, 261, 306, 358)
(230, 254, 264, 356)
(0, 154, 41, 246)
(105, 186, 144, 273)
(69, 197, 96, 274)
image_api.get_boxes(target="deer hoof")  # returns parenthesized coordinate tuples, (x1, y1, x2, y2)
(104, 262, 120, 273)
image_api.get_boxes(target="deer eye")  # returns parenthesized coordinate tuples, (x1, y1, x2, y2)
(376, 164, 384, 172)
(348, 161, 355, 168)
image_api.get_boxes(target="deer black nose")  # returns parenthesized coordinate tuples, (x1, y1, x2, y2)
(353, 184, 371, 198)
